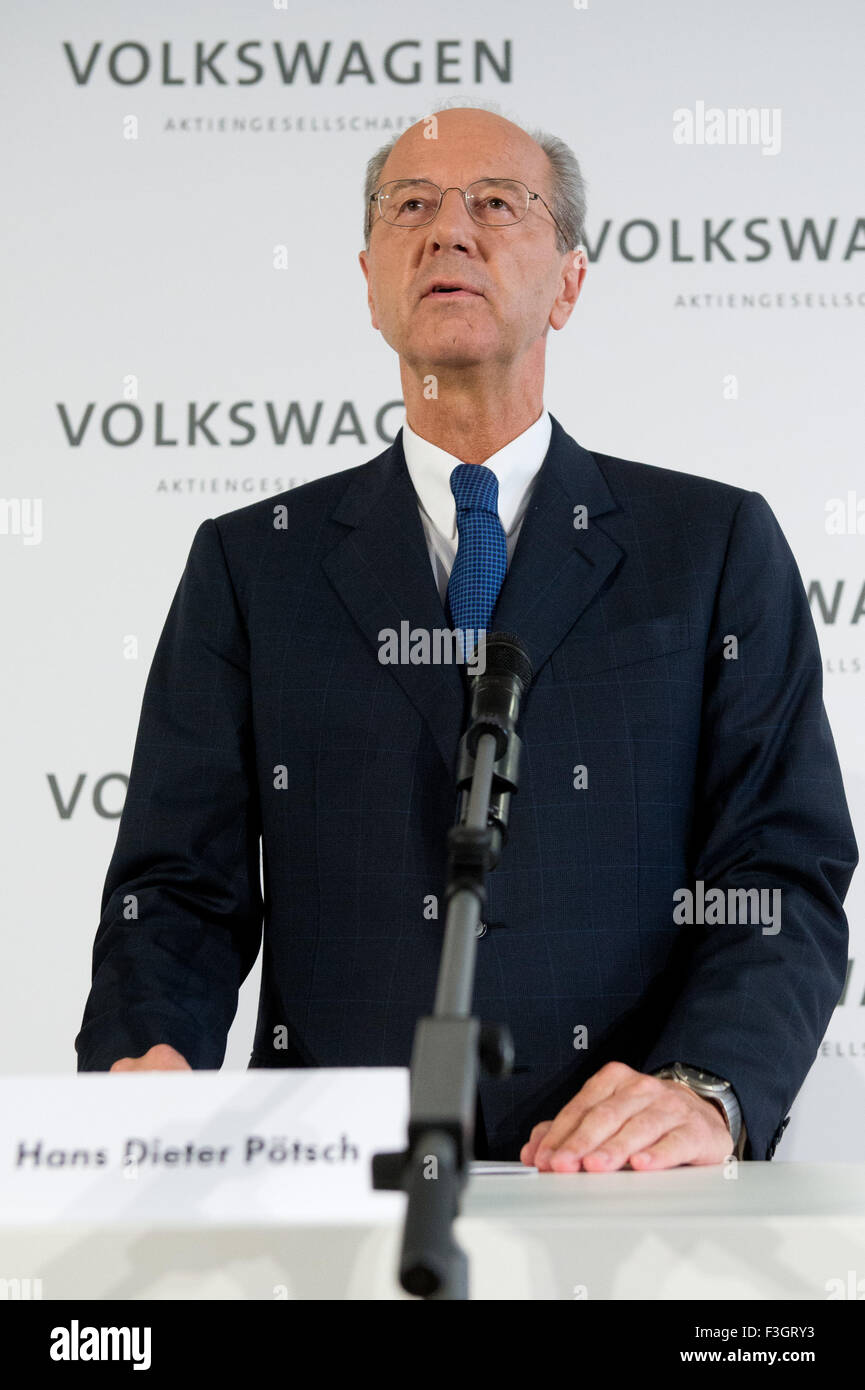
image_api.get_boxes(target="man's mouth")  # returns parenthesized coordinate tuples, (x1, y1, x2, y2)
(423, 285, 482, 299)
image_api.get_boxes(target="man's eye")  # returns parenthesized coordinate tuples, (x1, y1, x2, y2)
(396, 197, 432, 216)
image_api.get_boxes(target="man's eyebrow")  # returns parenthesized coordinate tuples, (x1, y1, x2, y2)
(380, 173, 535, 183)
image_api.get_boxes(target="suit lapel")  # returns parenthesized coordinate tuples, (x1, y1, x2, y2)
(492, 415, 624, 677)
(322, 434, 466, 775)
(321, 415, 625, 775)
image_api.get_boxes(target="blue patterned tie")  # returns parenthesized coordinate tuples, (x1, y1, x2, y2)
(446, 463, 508, 635)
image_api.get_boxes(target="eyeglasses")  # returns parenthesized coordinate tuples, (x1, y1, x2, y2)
(369, 177, 567, 243)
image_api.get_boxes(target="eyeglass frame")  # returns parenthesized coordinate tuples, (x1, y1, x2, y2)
(367, 176, 569, 245)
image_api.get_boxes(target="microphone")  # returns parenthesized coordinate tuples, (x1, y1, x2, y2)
(455, 633, 532, 857)
(464, 632, 533, 760)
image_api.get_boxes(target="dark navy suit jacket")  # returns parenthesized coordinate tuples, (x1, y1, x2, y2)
(76, 416, 858, 1161)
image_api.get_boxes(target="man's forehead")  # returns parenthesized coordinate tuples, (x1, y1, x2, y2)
(381, 115, 548, 189)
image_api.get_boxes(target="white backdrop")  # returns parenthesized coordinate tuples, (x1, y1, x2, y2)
(1, 0, 862, 1160)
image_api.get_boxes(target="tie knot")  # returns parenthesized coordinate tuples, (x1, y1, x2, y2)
(450, 463, 500, 517)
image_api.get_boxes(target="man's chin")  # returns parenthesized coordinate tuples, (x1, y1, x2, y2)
(402, 335, 500, 372)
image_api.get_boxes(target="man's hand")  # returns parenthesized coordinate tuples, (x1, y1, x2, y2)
(520, 1060, 733, 1172)
(109, 1044, 191, 1072)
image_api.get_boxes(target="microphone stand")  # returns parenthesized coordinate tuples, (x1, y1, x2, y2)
(372, 633, 531, 1300)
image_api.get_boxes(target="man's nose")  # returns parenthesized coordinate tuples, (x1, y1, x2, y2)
(426, 187, 477, 244)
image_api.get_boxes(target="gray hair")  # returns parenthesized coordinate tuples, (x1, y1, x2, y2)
(362, 99, 587, 254)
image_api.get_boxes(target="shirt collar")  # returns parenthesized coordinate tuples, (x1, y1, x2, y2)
(401, 408, 552, 541)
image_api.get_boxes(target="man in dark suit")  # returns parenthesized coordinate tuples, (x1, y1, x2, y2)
(76, 107, 857, 1170)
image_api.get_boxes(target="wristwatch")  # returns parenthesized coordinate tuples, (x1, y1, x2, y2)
(653, 1062, 743, 1149)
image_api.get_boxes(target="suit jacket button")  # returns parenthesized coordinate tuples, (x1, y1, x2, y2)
(769, 1116, 791, 1158)
(475, 921, 487, 938)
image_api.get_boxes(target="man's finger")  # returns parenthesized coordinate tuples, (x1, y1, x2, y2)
(629, 1108, 735, 1169)
(547, 1093, 687, 1171)
(530, 1062, 640, 1153)
(576, 1108, 701, 1172)
(627, 1124, 713, 1170)
(520, 1120, 552, 1165)
(534, 1068, 661, 1164)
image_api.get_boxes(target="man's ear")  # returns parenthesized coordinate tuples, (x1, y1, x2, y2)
(549, 247, 587, 332)
(358, 249, 379, 330)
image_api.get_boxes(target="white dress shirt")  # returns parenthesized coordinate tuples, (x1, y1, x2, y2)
(401, 408, 553, 604)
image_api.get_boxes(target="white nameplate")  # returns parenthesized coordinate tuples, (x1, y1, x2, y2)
(0, 1070, 409, 1227)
